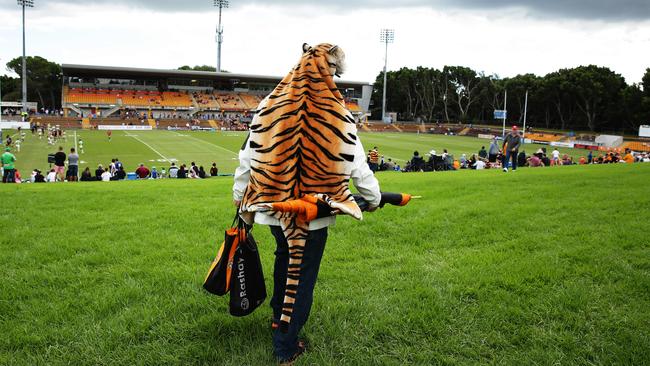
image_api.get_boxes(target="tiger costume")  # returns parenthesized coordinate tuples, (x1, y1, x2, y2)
(237, 43, 369, 333)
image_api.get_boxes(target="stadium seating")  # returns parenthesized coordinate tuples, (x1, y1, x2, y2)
(161, 91, 192, 107)
(238, 93, 263, 109)
(192, 92, 220, 109)
(620, 141, 650, 152)
(526, 133, 564, 142)
(214, 93, 248, 110)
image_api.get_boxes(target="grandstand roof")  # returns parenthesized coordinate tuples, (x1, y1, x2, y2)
(61, 64, 371, 88)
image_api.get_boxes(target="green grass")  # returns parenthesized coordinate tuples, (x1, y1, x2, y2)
(1, 163, 649, 365)
(6, 129, 592, 175)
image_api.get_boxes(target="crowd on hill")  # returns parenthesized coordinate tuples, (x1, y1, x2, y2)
(365, 136, 650, 174)
(1, 140, 223, 183)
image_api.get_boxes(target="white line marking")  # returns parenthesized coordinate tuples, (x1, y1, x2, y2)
(74, 130, 78, 152)
(126, 133, 171, 162)
(170, 131, 238, 156)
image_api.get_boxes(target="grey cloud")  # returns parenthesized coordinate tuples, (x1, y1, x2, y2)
(8, 0, 650, 21)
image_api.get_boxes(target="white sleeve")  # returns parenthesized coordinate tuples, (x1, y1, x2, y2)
(232, 135, 251, 201)
(350, 140, 381, 207)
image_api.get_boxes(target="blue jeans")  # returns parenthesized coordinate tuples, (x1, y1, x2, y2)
(2, 168, 15, 183)
(269, 225, 328, 360)
(503, 150, 518, 170)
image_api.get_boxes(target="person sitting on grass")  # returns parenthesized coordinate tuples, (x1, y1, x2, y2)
(135, 163, 150, 179)
(177, 164, 187, 179)
(527, 155, 544, 167)
(46, 169, 57, 182)
(410, 151, 424, 172)
(101, 169, 112, 182)
(114, 166, 126, 180)
(80, 167, 93, 181)
(623, 150, 635, 163)
(34, 169, 45, 183)
(151, 167, 158, 179)
(95, 164, 105, 180)
(459, 154, 468, 169)
(210, 162, 218, 176)
(168, 163, 179, 178)
(198, 166, 206, 179)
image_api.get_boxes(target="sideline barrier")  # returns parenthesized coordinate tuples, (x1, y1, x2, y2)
(0, 122, 30, 129)
(98, 125, 152, 131)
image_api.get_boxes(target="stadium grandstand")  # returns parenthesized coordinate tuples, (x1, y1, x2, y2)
(60, 64, 373, 128)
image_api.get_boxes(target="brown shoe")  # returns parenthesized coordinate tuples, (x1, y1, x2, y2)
(278, 340, 306, 365)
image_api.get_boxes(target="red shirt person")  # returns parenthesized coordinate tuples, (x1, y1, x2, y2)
(135, 163, 150, 179)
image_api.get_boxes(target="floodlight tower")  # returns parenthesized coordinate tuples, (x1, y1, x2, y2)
(18, 0, 33, 115)
(380, 29, 394, 123)
(213, 0, 229, 72)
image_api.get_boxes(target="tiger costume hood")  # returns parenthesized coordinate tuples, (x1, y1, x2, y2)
(239, 43, 361, 332)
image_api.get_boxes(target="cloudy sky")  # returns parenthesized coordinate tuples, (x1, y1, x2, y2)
(0, 0, 649, 84)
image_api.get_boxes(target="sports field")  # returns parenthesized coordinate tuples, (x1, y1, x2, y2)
(6, 129, 592, 175)
(1, 156, 649, 364)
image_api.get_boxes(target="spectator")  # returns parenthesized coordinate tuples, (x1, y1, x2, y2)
(527, 155, 544, 167)
(80, 167, 93, 181)
(478, 146, 488, 159)
(34, 169, 45, 183)
(517, 151, 527, 168)
(410, 151, 425, 172)
(160, 167, 167, 178)
(46, 169, 57, 182)
(115, 166, 126, 180)
(587, 150, 593, 164)
(579, 156, 587, 164)
(177, 164, 187, 179)
(501, 126, 521, 172)
(53, 146, 66, 181)
(168, 163, 179, 178)
(151, 167, 159, 179)
(368, 147, 380, 172)
(135, 163, 150, 179)
(551, 148, 561, 166)
(384, 158, 395, 171)
(473, 159, 486, 170)
(190, 162, 200, 177)
(210, 162, 218, 176)
(488, 138, 500, 162)
(67, 148, 79, 182)
(623, 150, 634, 163)
(95, 164, 105, 180)
(100, 169, 112, 182)
(459, 154, 468, 169)
(2, 147, 16, 183)
(199, 166, 206, 179)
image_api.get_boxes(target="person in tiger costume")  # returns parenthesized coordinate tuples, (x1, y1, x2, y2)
(233, 42, 381, 364)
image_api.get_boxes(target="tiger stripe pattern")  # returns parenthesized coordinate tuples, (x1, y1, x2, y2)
(240, 43, 362, 332)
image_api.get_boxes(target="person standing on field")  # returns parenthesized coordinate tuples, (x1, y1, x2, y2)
(488, 138, 500, 163)
(2, 147, 17, 183)
(502, 126, 521, 172)
(67, 148, 79, 182)
(53, 146, 67, 182)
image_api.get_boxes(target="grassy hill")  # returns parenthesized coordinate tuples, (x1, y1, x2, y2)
(1, 164, 649, 365)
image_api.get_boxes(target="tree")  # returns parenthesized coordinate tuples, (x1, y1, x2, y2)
(177, 65, 217, 72)
(443, 66, 479, 122)
(568, 65, 626, 131)
(6, 56, 62, 110)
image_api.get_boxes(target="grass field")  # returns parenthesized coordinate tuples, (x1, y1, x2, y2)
(1, 162, 649, 365)
(5, 129, 593, 175)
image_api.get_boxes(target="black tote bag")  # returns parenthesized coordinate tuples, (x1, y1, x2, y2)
(229, 229, 267, 317)
(203, 215, 244, 296)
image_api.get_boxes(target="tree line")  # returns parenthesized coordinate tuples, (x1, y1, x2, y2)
(371, 65, 650, 133)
